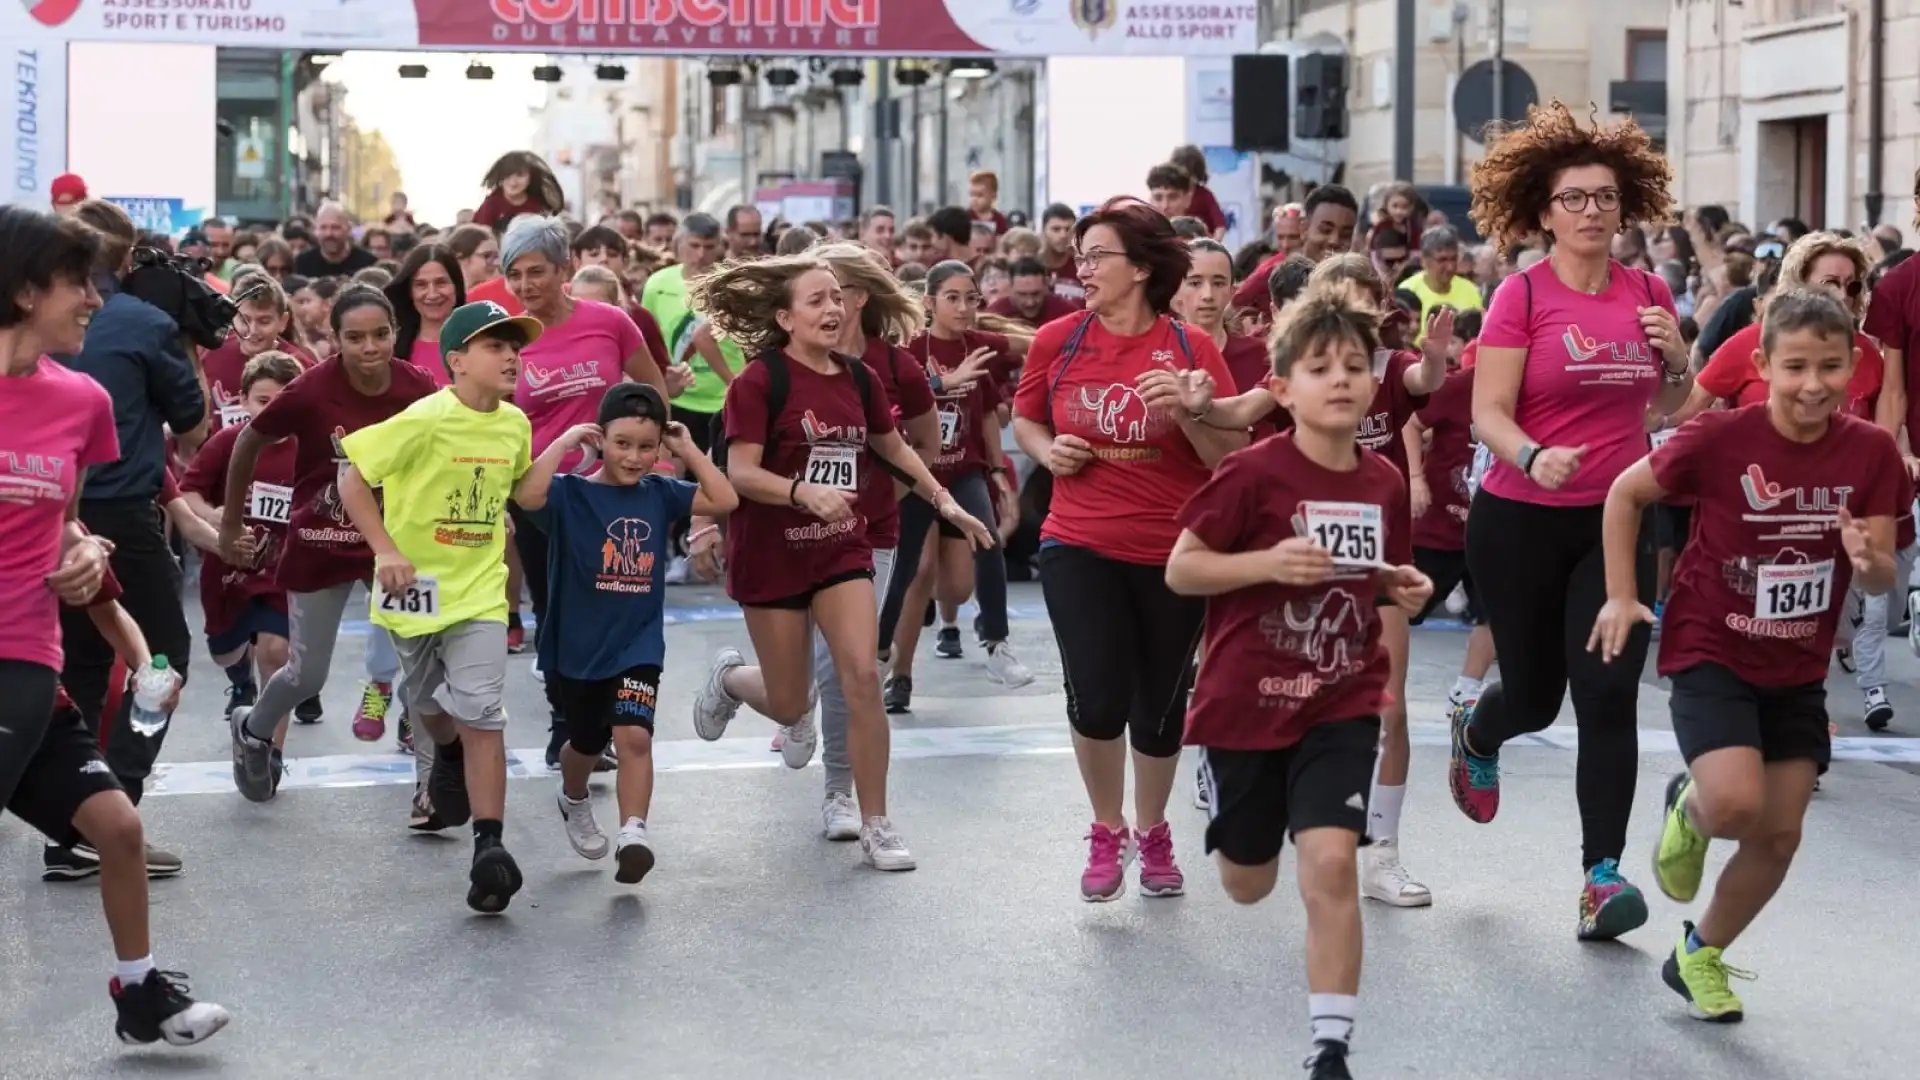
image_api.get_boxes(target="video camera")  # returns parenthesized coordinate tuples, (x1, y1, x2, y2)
(119, 247, 266, 351)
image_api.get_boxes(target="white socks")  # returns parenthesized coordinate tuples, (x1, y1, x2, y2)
(1450, 675, 1484, 703)
(1368, 782, 1405, 843)
(116, 955, 155, 985)
(1309, 993, 1357, 1046)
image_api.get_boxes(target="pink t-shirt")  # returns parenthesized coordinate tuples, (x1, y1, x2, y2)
(411, 339, 448, 387)
(514, 299, 644, 470)
(1477, 258, 1676, 507)
(0, 359, 120, 670)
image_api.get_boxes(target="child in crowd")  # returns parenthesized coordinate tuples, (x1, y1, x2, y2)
(569, 264, 627, 308)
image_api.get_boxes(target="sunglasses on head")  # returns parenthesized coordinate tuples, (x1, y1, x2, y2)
(1753, 241, 1785, 261)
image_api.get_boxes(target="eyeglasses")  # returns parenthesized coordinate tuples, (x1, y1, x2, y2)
(1753, 242, 1785, 261)
(1817, 276, 1865, 298)
(1073, 247, 1124, 268)
(1551, 188, 1622, 214)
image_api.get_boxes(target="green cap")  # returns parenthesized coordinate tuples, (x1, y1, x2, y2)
(440, 300, 544, 354)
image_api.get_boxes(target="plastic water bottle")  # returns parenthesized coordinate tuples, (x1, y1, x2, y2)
(129, 657, 175, 738)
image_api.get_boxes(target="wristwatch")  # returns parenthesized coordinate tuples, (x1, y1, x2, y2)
(1517, 443, 1542, 478)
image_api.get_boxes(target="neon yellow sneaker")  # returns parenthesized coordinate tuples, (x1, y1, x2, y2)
(1661, 922, 1753, 1023)
(1653, 772, 1710, 902)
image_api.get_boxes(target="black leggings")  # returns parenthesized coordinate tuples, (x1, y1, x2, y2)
(0, 660, 59, 809)
(877, 471, 1009, 645)
(1464, 489, 1656, 870)
(1038, 543, 1202, 758)
(507, 502, 568, 724)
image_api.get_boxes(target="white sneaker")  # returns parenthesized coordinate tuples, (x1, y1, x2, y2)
(1360, 839, 1432, 907)
(1192, 766, 1212, 811)
(614, 819, 655, 884)
(822, 792, 860, 841)
(859, 816, 917, 871)
(556, 788, 609, 860)
(665, 556, 690, 584)
(781, 712, 817, 769)
(984, 642, 1035, 688)
(692, 647, 744, 741)
(1907, 590, 1920, 657)
(531, 657, 544, 684)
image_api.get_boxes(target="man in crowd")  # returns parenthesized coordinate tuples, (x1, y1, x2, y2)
(724, 204, 764, 259)
(1038, 202, 1085, 305)
(987, 257, 1079, 327)
(203, 219, 235, 277)
(926, 207, 974, 263)
(644, 211, 678, 249)
(293, 202, 379, 278)
(1402, 225, 1484, 344)
(860, 206, 897, 264)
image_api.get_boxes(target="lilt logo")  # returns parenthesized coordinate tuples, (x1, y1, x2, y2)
(1562, 325, 1605, 363)
(1739, 464, 1854, 515)
(22, 0, 81, 27)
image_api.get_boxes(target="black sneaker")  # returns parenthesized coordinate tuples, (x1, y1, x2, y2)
(935, 627, 963, 659)
(42, 842, 101, 881)
(467, 841, 524, 914)
(1304, 1040, 1353, 1080)
(224, 681, 256, 717)
(429, 741, 472, 828)
(269, 748, 286, 796)
(111, 968, 231, 1046)
(883, 675, 913, 714)
(294, 696, 323, 724)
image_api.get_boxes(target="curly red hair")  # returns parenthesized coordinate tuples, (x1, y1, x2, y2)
(1469, 100, 1674, 251)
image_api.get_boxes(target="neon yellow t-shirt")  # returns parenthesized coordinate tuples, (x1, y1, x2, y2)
(341, 388, 532, 636)
(1404, 273, 1485, 346)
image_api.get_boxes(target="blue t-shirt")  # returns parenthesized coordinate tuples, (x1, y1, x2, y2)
(533, 472, 698, 681)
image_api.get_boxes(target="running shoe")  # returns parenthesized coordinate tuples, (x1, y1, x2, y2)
(615, 820, 655, 884)
(1080, 822, 1133, 902)
(395, 710, 414, 755)
(934, 626, 963, 659)
(883, 675, 913, 714)
(556, 788, 610, 860)
(42, 842, 100, 881)
(111, 969, 230, 1047)
(859, 816, 916, 871)
(506, 618, 527, 654)
(223, 681, 256, 718)
(1302, 1040, 1354, 1080)
(294, 695, 323, 724)
(985, 642, 1035, 688)
(228, 707, 277, 803)
(1577, 858, 1649, 941)
(429, 741, 472, 828)
(1865, 686, 1894, 732)
(1661, 921, 1752, 1022)
(1447, 704, 1499, 823)
(692, 647, 745, 741)
(1135, 821, 1185, 897)
(408, 786, 445, 832)
(781, 711, 818, 769)
(769, 729, 784, 752)
(467, 840, 523, 914)
(531, 657, 545, 683)
(350, 680, 390, 742)
(269, 748, 285, 797)
(1193, 766, 1212, 812)
(144, 844, 183, 879)
(822, 791, 860, 841)
(1652, 772, 1709, 903)
(665, 555, 690, 585)
(1360, 839, 1432, 907)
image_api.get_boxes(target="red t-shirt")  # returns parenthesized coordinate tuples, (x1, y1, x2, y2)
(720, 354, 896, 605)
(1013, 313, 1238, 565)
(857, 338, 936, 550)
(246, 357, 439, 594)
(986, 293, 1080, 329)
(1651, 406, 1903, 687)
(472, 189, 542, 230)
(1861, 253, 1920, 444)
(202, 337, 318, 433)
(182, 424, 296, 636)
(1413, 367, 1477, 551)
(1233, 251, 1289, 314)
(910, 331, 1005, 486)
(467, 276, 515, 312)
(1700, 323, 1885, 420)
(1189, 184, 1229, 235)
(1179, 434, 1410, 750)
(1044, 258, 1087, 307)
(1358, 349, 1428, 477)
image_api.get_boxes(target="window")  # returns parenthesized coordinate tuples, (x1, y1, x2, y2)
(1627, 31, 1667, 82)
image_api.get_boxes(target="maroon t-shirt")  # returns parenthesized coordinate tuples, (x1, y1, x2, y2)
(1900, 469, 1915, 550)
(1045, 258, 1087, 306)
(974, 210, 1012, 236)
(202, 337, 317, 433)
(623, 300, 672, 377)
(472, 189, 542, 230)
(245, 357, 438, 594)
(986, 293, 1079, 329)
(1179, 435, 1410, 750)
(1651, 406, 1903, 688)
(1189, 184, 1229, 235)
(1233, 251, 1290, 314)
(857, 338, 936, 550)
(1357, 348, 1428, 478)
(1861, 252, 1920, 445)
(182, 423, 296, 635)
(720, 353, 896, 605)
(1218, 333, 1281, 440)
(908, 333, 1001, 486)
(1413, 367, 1476, 551)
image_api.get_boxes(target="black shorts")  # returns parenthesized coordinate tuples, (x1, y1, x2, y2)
(1411, 546, 1481, 625)
(745, 567, 874, 611)
(1656, 504, 1694, 552)
(205, 596, 291, 656)
(1200, 716, 1382, 867)
(553, 664, 662, 735)
(1669, 662, 1830, 774)
(5, 698, 124, 840)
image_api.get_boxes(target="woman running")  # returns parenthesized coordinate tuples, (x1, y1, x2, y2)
(1450, 100, 1691, 942)
(1010, 197, 1246, 902)
(686, 253, 994, 871)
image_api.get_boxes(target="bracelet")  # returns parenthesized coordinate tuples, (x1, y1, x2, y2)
(1187, 400, 1213, 423)
(689, 524, 720, 544)
(789, 476, 802, 507)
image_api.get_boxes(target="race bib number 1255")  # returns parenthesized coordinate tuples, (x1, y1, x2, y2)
(1301, 501, 1388, 568)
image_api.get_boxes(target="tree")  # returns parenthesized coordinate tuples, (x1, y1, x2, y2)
(341, 120, 405, 224)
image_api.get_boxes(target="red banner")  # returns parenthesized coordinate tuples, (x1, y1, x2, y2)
(415, 0, 983, 54)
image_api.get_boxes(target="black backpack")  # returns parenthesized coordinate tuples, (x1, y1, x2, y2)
(709, 350, 915, 485)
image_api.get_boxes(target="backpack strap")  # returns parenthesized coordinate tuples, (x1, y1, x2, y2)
(761, 350, 790, 459)
(846, 352, 918, 486)
(1044, 312, 1099, 430)
(1169, 319, 1197, 369)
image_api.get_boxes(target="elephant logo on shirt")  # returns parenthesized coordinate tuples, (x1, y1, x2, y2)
(1075, 383, 1154, 443)
(1260, 589, 1367, 675)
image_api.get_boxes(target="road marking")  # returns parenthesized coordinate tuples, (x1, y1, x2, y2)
(145, 721, 1920, 799)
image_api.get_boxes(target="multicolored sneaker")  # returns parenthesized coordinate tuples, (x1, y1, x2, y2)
(1080, 822, 1134, 902)
(1135, 821, 1184, 897)
(1661, 921, 1752, 1022)
(1653, 772, 1709, 903)
(506, 618, 528, 654)
(351, 680, 391, 742)
(1447, 705, 1499, 823)
(1577, 858, 1649, 941)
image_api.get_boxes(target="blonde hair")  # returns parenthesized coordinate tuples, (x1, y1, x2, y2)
(1305, 252, 1387, 307)
(240, 349, 302, 393)
(570, 264, 626, 306)
(688, 254, 836, 355)
(810, 242, 924, 344)
(1777, 231, 1870, 297)
(999, 227, 1042, 259)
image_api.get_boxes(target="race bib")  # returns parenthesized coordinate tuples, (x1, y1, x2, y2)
(375, 575, 440, 618)
(938, 407, 962, 450)
(1754, 560, 1833, 620)
(1649, 427, 1675, 450)
(219, 403, 250, 429)
(805, 444, 859, 492)
(248, 482, 293, 525)
(1302, 501, 1388, 567)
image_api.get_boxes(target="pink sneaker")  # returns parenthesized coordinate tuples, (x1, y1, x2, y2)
(351, 681, 391, 743)
(1135, 821, 1185, 897)
(1080, 822, 1134, 902)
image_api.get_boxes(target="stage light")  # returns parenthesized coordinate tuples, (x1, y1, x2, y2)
(466, 61, 494, 81)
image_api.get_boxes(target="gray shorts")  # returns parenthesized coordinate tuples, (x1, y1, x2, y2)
(392, 620, 509, 732)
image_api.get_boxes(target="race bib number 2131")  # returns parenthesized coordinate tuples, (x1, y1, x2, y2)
(375, 576, 440, 617)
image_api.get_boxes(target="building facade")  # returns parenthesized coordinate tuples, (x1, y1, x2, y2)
(525, 57, 679, 220)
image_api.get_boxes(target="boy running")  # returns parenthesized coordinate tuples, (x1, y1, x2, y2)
(337, 300, 541, 913)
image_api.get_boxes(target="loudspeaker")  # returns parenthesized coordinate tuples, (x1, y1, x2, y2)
(1294, 52, 1348, 140)
(1231, 54, 1290, 153)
